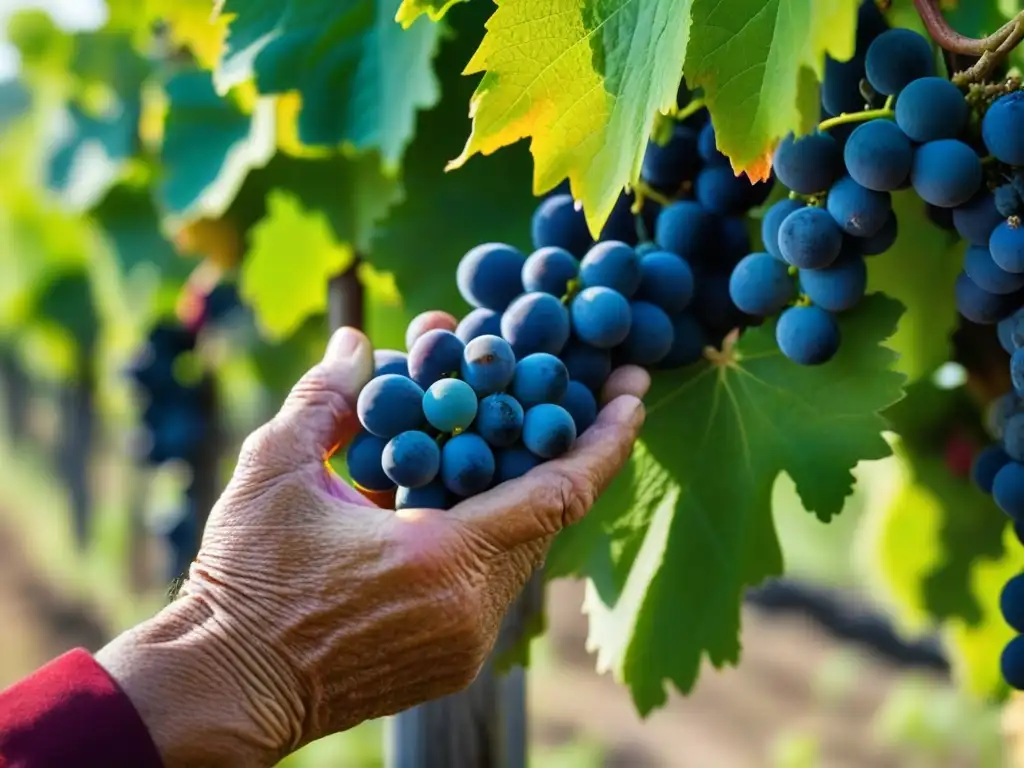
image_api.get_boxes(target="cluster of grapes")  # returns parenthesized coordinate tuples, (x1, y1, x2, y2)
(345, 79, 779, 508)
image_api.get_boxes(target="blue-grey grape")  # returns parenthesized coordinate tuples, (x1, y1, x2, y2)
(523, 404, 577, 459)
(382, 430, 441, 489)
(474, 393, 525, 448)
(461, 334, 516, 395)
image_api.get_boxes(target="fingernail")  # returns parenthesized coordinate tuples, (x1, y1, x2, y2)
(628, 396, 646, 427)
(325, 327, 364, 363)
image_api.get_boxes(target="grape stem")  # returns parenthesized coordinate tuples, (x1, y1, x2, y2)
(913, 0, 1024, 84)
(817, 96, 895, 132)
(674, 98, 706, 122)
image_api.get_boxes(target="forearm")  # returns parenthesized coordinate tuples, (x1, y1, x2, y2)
(95, 592, 305, 768)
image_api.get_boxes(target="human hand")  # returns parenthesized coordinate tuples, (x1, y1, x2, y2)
(97, 326, 648, 767)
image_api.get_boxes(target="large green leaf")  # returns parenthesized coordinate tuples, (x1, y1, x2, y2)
(866, 191, 962, 380)
(448, 0, 692, 236)
(369, 1, 536, 331)
(159, 68, 276, 222)
(91, 184, 182, 277)
(214, 0, 441, 165)
(571, 294, 905, 713)
(684, 0, 858, 180)
(240, 189, 355, 340)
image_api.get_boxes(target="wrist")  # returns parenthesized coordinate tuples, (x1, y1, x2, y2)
(95, 592, 305, 767)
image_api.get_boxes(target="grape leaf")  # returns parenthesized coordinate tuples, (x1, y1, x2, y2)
(866, 191, 962, 380)
(91, 184, 181, 277)
(683, 0, 859, 180)
(214, 0, 441, 166)
(32, 269, 99, 351)
(864, 445, 1018, 699)
(159, 68, 276, 222)
(370, 1, 536, 331)
(574, 294, 905, 714)
(240, 190, 355, 340)
(447, 0, 692, 236)
(395, 0, 469, 26)
(140, 0, 230, 70)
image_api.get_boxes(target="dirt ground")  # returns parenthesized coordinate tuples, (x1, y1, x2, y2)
(0, 519, 969, 767)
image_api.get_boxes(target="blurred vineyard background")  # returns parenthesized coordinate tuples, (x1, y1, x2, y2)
(0, 0, 1017, 765)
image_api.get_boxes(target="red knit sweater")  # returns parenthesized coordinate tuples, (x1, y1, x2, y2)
(0, 649, 162, 767)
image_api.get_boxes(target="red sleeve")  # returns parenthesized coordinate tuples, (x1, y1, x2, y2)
(0, 648, 163, 768)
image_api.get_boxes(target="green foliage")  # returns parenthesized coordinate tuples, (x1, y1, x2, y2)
(32, 269, 99, 352)
(866, 191, 963, 381)
(240, 190, 355, 340)
(448, 0, 691, 235)
(396, 0, 469, 26)
(91, 184, 181, 277)
(159, 68, 276, 221)
(553, 294, 905, 713)
(685, 0, 858, 179)
(214, 0, 442, 166)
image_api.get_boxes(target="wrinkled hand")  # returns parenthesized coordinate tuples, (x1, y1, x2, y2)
(97, 327, 648, 767)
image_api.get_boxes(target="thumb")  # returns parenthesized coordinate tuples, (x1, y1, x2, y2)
(258, 327, 374, 469)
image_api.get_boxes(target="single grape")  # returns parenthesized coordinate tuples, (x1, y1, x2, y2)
(531, 194, 592, 258)
(999, 310, 1024, 353)
(455, 308, 502, 344)
(456, 243, 527, 311)
(778, 207, 843, 269)
(698, 121, 727, 166)
(761, 199, 805, 260)
(728, 252, 796, 316)
(440, 433, 495, 497)
(461, 334, 516, 395)
(776, 305, 840, 366)
(408, 329, 465, 389)
(620, 301, 674, 365)
(773, 131, 842, 195)
(844, 120, 912, 192)
(982, 92, 1024, 167)
(494, 447, 542, 484)
(560, 381, 598, 434)
(523, 404, 577, 459)
(973, 444, 1011, 494)
(641, 124, 701, 194)
(991, 220, 1024, 274)
(1014, 350, 1024, 396)
(827, 176, 892, 237)
(865, 28, 935, 96)
(822, 56, 866, 117)
(721, 216, 752, 266)
(655, 201, 716, 262)
(357, 374, 425, 438)
(405, 310, 458, 351)
(1002, 574, 1024, 633)
(395, 480, 451, 511)
(858, 212, 898, 256)
(423, 378, 478, 433)
(659, 313, 708, 368)
(474, 393, 525, 448)
(994, 460, 1024, 520)
(511, 353, 569, 408)
(636, 251, 695, 314)
(911, 140, 982, 209)
(953, 193, 1003, 247)
(374, 349, 409, 378)
(382, 431, 441, 489)
(560, 342, 612, 393)
(894, 77, 968, 143)
(996, 184, 1023, 218)
(522, 246, 579, 297)
(1002, 635, 1024, 690)
(579, 241, 642, 297)
(501, 292, 572, 358)
(695, 165, 754, 216)
(571, 286, 632, 348)
(955, 272, 1016, 324)
(799, 255, 868, 313)
(964, 246, 1024, 295)
(989, 393, 1021, 441)
(346, 431, 395, 491)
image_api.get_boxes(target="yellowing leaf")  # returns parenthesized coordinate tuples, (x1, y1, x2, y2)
(448, 0, 693, 237)
(146, 0, 230, 70)
(240, 191, 354, 340)
(684, 0, 858, 177)
(395, 0, 469, 26)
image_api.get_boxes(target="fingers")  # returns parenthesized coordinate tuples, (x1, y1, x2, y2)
(601, 365, 651, 405)
(447, 393, 646, 552)
(262, 327, 375, 467)
(406, 311, 458, 350)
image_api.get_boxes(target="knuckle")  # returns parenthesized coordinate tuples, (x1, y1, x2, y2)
(546, 468, 595, 529)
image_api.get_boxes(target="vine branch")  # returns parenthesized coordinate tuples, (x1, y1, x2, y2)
(913, 0, 1024, 84)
